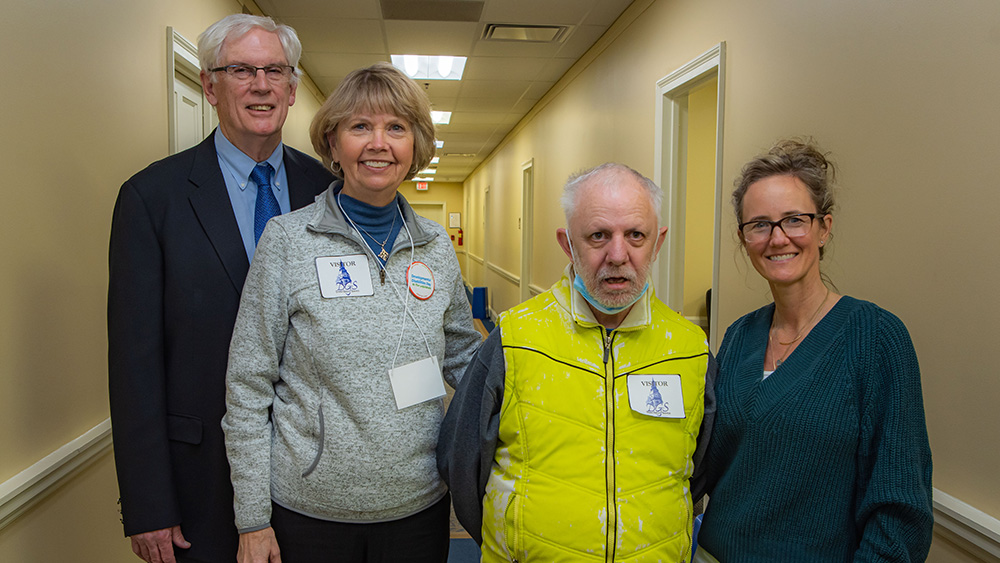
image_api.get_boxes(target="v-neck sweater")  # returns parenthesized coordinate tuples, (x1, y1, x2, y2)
(699, 296, 933, 562)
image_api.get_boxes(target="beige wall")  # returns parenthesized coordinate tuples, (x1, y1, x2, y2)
(0, 0, 327, 559)
(464, 0, 999, 558)
(399, 181, 465, 251)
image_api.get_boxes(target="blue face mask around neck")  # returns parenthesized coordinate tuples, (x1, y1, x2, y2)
(567, 232, 649, 316)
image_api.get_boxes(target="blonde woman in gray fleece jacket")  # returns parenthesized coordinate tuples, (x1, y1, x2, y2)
(223, 63, 481, 563)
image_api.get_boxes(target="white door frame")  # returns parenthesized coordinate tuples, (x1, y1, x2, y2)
(653, 42, 726, 348)
(167, 27, 216, 155)
(520, 159, 534, 302)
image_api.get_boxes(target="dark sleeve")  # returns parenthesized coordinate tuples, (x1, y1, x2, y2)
(107, 180, 180, 536)
(853, 311, 934, 562)
(690, 352, 718, 503)
(437, 328, 505, 545)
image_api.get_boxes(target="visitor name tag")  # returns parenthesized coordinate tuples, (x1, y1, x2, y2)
(316, 254, 374, 297)
(388, 356, 445, 410)
(626, 374, 685, 418)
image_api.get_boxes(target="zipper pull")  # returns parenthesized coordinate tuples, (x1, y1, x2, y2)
(603, 331, 612, 364)
(380, 269, 386, 285)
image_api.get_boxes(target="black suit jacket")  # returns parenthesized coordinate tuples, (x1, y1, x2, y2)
(108, 132, 332, 562)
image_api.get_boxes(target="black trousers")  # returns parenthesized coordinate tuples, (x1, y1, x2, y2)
(271, 493, 451, 563)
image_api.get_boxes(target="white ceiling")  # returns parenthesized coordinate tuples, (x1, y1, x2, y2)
(254, 0, 635, 182)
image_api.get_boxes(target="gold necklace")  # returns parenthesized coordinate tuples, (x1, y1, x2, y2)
(354, 213, 396, 261)
(769, 287, 831, 368)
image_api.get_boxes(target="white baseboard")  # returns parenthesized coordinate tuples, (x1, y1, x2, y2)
(934, 488, 1000, 557)
(0, 418, 112, 530)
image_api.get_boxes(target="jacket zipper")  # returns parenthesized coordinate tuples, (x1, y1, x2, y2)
(603, 329, 616, 562)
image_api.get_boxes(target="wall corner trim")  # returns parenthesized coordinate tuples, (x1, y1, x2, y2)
(0, 418, 112, 530)
(933, 488, 1000, 557)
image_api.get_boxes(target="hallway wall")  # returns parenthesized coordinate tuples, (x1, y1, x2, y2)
(0, 0, 327, 559)
(464, 0, 1000, 560)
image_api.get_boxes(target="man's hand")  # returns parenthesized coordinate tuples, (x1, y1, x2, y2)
(130, 525, 190, 563)
(238, 527, 282, 563)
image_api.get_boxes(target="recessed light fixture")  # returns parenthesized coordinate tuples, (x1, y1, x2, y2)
(431, 111, 452, 125)
(391, 55, 467, 80)
(413, 176, 435, 182)
(444, 153, 476, 157)
(435, 140, 444, 149)
(431, 157, 439, 164)
(420, 168, 436, 175)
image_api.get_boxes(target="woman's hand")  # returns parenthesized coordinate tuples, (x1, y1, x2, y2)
(237, 527, 281, 563)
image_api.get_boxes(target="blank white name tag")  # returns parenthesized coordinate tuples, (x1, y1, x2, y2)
(626, 374, 685, 418)
(388, 356, 445, 410)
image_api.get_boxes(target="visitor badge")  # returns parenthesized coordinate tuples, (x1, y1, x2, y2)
(316, 254, 374, 297)
(626, 374, 685, 418)
(407, 261, 435, 300)
(388, 356, 445, 410)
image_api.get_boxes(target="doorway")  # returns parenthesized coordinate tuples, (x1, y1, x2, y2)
(653, 43, 726, 347)
(167, 27, 217, 155)
(520, 160, 534, 302)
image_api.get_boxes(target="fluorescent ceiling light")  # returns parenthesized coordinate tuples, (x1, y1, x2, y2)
(414, 176, 435, 182)
(431, 111, 452, 124)
(391, 55, 467, 80)
(420, 168, 436, 174)
(431, 157, 439, 164)
(435, 140, 444, 148)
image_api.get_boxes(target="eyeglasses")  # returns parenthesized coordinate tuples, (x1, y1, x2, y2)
(209, 64, 295, 83)
(738, 213, 824, 243)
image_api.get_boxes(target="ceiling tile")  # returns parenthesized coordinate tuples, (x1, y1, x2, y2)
(384, 20, 479, 54)
(258, 0, 382, 19)
(457, 79, 532, 98)
(583, 0, 635, 26)
(462, 56, 550, 81)
(285, 17, 386, 53)
(480, 0, 596, 25)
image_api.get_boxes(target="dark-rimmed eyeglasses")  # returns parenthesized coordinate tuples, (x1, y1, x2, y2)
(209, 64, 295, 83)
(738, 213, 824, 243)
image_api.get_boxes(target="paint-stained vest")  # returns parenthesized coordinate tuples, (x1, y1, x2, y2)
(482, 275, 708, 562)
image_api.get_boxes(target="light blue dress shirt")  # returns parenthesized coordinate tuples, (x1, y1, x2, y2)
(214, 129, 291, 261)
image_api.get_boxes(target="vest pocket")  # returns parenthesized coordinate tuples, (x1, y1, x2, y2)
(503, 491, 522, 561)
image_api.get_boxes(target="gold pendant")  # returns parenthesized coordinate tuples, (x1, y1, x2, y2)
(378, 247, 388, 260)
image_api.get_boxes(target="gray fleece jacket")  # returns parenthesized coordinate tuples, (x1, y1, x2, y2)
(223, 184, 481, 532)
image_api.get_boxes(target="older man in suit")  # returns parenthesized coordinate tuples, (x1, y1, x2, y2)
(108, 14, 332, 563)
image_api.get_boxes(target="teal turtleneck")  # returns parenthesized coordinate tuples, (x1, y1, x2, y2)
(336, 190, 403, 266)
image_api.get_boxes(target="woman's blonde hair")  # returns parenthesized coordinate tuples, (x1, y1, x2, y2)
(310, 62, 435, 180)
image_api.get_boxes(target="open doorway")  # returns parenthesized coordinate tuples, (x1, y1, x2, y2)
(653, 43, 726, 348)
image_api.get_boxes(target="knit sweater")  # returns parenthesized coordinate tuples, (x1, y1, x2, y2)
(223, 184, 481, 532)
(699, 296, 933, 562)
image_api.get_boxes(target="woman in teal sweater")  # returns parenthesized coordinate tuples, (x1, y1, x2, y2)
(696, 139, 933, 562)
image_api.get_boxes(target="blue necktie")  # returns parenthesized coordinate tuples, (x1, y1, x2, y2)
(251, 163, 279, 245)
